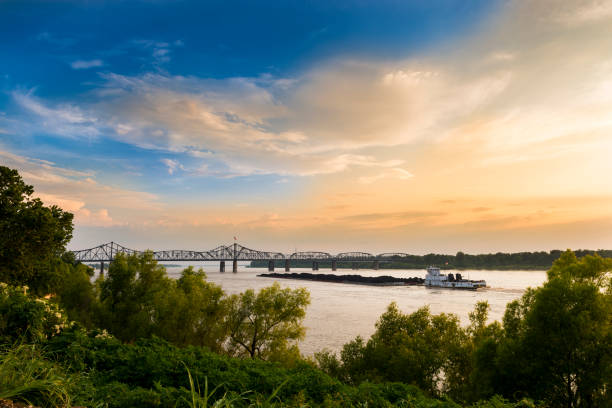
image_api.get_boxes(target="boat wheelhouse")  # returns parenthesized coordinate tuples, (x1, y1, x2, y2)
(424, 266, 486, 290)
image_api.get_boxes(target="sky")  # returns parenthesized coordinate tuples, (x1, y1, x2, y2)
(1, 0, 612, 254)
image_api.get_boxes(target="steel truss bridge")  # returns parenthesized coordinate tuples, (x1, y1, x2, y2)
(70, 242, 412, 273)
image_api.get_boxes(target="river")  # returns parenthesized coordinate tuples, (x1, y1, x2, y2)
(163, 264, 547, 355)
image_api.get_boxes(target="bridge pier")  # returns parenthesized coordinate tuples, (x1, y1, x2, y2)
(232, 259, 238, 273)
(373, 260, 379, 270)
(352, 262, 358, 270)
(268, 260, 275, 271)
(331, 260, 337, 271)
(100, 261, 105, 277)
(220, 261, 225, 272)
(285, 259, 290, 272)
(312, 261, 319, 271)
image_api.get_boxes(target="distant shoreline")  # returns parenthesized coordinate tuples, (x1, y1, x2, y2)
(250, 249, 612, 270)
(250, 263, 548, 271)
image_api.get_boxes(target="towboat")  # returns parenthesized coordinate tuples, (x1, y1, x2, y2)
(424, 266, 486, 290)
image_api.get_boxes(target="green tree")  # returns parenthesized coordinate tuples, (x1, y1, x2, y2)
(0, 166, 73, 295)
(338, 303, 467, 395)
(155, 266, 228, 352)
(54, 261, 97, 328)
(225, 282, 310, 360)
(97, 251, 172, 342)
(496, 250, 611, 407)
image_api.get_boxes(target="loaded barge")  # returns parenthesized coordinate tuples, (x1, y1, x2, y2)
(258, 268, 487, 290)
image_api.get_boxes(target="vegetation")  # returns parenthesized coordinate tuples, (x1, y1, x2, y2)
(0, 166, 74, 296)
(251, 249, 612, 270)
(0, 166, 610, 407)
(315, 250, 612, 407)
(225, 283, 310, 360)
(0, 344, 76, 408)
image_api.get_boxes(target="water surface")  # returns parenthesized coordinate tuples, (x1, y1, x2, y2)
(164, 264, 547, 355)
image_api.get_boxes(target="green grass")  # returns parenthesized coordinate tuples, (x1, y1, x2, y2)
(0, 344, 73, 408)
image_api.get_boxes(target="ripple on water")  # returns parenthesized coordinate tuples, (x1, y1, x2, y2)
(164, 265, 547, 355)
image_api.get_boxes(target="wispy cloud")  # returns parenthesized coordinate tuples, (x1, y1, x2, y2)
(0, 149, 161, 228)
(12, 91, 99, 138)
(71, 59, 104, 69)
(160, 158, 184, 175)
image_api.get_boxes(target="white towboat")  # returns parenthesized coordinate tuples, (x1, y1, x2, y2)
(424, 266, 486, 290)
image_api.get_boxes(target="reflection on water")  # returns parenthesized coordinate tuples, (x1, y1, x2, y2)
(164, 264, 547, 355)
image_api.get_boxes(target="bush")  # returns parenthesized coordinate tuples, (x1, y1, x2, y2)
(0, 283, 69, 344)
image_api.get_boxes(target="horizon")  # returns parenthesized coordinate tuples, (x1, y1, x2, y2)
(69, 240, 610, 257)
(2, 0, 612, 254)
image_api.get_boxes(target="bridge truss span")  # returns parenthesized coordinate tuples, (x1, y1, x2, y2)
(289, 251, 332, 260)
(70, 242, 417, 272)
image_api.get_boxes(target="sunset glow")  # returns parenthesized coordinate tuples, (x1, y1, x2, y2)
(1, 0, 611, 253)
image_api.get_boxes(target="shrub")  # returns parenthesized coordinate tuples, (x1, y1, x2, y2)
(0, 283, 69, 344)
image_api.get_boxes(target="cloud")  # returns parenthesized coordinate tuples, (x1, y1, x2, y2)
(132, 39, 176, 65)
(358, 168, 414, 184)
(71, 59, 104, 69)
(161, 158, 184, 175)
(0, 149, 161, 227)
(36, 32, 77, 48)
(11, 1, 612, 195)
(12, 91, 99, 138)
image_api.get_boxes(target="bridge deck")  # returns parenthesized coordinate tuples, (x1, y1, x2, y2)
(70, 242, 412, 262)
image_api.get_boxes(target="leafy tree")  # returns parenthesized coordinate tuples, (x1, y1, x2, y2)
(225, 282, 310, 360)
(97, 251, 172, 342)
(494, 251, 612, 407)
(155, 266, 228, 352)
(0, 166, 73, 295)
(54, 261, 97, 329)
(336, 303, 467, 395)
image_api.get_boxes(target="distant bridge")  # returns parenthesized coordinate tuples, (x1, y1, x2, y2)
(70, 242, 413, 273)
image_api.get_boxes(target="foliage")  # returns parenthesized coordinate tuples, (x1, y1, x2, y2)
(96, 251, 174, 342)
(155, 266, 228, 352)
(0, 283, 69, 344)
(492, 251, 612, 407)
(45, 330, 533, 407)
(0, 344, 74, 408)
(225, 282, 310, 360)
(325, 303, 466, 395)
(94, 254, 229, 351)
(318, 250, 611, 408)
(0, 166, 74, 295)
(54, 260, 97, 328)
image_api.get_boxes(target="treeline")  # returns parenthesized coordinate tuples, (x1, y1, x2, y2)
(251, 249, 612, 270)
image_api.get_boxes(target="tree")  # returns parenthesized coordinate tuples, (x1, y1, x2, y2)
(0, 166, 73, 295)
(225, 282, 310, 360)
(97, 251, 172, 342)
(495, 250, 612, 407)
(155, 266, 228, 352)
(54, 261, 97, 329)
(337, 303, 467, 395)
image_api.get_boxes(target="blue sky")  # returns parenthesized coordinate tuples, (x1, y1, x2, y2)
(1, 0, 496, 196)
(2, 0, 612, 253)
